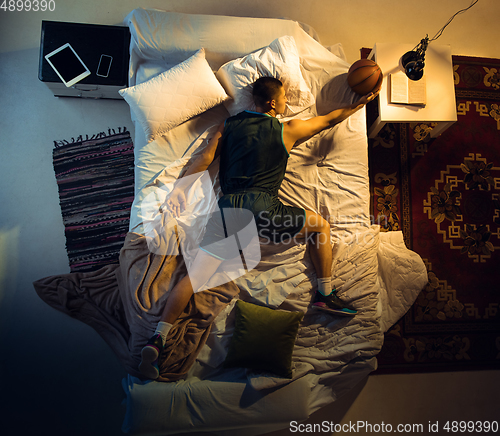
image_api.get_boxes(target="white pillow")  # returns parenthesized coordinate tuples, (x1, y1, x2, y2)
(216, 36, 315, 117)
(119, 48, 228, 142)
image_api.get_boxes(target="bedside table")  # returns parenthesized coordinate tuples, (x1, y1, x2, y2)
(39, 21, 130, 99)
(367, 42, 457, 138)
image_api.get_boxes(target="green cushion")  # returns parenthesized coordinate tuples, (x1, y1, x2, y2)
(223, 300, 304, 378)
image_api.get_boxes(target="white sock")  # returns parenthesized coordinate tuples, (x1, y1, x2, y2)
(154, 321, 173, 346)
(317, 277, 332, 296)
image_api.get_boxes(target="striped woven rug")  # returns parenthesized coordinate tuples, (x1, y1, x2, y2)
(52, 127, 134, 272)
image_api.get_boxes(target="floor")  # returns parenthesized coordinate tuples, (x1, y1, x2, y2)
(0, 1, 499, 435)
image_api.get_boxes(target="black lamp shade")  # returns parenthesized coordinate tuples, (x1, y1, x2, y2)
(402, 50, 425, 81)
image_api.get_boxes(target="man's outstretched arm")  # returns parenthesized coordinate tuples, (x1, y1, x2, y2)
(163, 122, 225, 216)
(180, 122, 225, 179)
(282, 91, 378, 152)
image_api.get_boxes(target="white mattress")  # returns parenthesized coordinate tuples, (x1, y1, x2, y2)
(120, 8, 428, 436)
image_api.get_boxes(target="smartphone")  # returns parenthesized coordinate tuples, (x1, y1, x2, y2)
(96, 54, 113, 78)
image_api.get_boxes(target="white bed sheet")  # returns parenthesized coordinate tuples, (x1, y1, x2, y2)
(121, 8, 428, 436)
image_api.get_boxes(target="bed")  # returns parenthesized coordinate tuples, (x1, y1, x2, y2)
(35, 8, 428, 436)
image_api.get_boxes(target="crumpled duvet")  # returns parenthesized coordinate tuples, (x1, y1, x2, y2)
(34, 232, 239, 382)
(33, 216, 426, 386)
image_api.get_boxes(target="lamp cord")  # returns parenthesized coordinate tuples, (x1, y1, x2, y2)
(429, 0, 479, 42)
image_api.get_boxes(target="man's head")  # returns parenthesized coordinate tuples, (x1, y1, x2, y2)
(252, 77, 287, 115)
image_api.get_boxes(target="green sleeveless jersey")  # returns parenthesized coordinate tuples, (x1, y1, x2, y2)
(219, 111, 288, 195)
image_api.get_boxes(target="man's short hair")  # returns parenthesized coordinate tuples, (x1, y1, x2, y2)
(252, 77, 283, 107)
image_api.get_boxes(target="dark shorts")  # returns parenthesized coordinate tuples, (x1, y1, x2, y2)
(199, 190, 306, 260)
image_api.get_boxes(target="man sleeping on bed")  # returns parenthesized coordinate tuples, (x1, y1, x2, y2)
(139, 77, 379, 379)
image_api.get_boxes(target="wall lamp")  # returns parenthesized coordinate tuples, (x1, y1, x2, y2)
(401, 0, 479, 81)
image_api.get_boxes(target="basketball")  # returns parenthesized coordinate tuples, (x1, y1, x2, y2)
(347, 59, 383, 95)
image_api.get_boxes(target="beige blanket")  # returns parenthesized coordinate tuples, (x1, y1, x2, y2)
(34, 232, 239, 382)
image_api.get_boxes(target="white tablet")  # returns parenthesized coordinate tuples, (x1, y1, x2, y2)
(45, 43, 91, 87)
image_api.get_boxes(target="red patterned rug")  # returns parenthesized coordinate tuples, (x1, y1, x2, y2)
(367, 53, 500, 372)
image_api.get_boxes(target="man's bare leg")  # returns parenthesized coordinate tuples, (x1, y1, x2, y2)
(294, 210, 356, 316)
(159, 249, 223, 324)
(294, 210, 333, 284)
(140, 249, 222, 379)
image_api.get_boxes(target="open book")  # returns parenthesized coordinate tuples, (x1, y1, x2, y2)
(390, 72, 426, 106)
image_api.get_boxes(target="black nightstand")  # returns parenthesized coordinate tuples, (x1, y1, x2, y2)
(39, 21, 130, 99)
